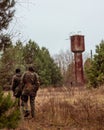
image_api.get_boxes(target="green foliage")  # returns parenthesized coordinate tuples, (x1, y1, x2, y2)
(0, 2, 21, 127)
(0, 0, 15, 31)
(0, 0, 15, 50)
(0, 88, 21, 129)
(0, 0, 16, 88)
(0, 40, 63, 87)
(22, 41, 63, 86)
(85, 40, 104, 88)
(23, 40, 40, 65)
(0, 46, 15, 87)
(0, 40, 25, 88)
(0, 34, 12, 52)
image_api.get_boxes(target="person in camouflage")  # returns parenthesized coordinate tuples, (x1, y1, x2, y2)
(11, 68, 22, 106)
(21, 66, 40, 118)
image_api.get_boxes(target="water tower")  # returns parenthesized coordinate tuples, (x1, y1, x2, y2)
(70, 35, 85, 85)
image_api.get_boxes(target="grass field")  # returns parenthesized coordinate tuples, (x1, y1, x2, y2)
(5, 86, 104, 130)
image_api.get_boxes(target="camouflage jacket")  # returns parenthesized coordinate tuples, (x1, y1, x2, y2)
(21, 71, 40, 96)
(11, 73, 21, 92)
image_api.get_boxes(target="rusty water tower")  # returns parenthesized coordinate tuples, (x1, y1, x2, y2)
(70, 35, 85, 85)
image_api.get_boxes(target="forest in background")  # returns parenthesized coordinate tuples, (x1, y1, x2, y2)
(0, 39, 63, 89)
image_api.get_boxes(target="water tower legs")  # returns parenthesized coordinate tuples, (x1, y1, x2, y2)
(74, 53, 84, 85)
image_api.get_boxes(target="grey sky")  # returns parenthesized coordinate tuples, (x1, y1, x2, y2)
(11, 0, 104, 55)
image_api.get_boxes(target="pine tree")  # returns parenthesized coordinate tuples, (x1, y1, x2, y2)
(0, 0, 15, 31)
(85, 40, 104, 87)
(0, 87, 21, 129)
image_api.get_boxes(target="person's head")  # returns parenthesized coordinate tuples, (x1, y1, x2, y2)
(28, 66, 34, 72)
(15, 68, 21, 73)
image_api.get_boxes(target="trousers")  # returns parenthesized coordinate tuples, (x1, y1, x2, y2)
(21, 94, 35, 117)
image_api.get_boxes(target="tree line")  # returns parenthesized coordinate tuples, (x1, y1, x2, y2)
(1, 36, 104, 89)
(0, 40, 63, 89)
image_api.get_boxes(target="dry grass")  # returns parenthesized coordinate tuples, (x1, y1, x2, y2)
(4, 86, 104, 130)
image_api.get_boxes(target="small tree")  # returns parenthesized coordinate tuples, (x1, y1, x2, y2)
(0, 88, 21, 129)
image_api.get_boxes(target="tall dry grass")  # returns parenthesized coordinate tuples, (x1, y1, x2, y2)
(5, 86, 104, 130)
(34, 86, 104, 130)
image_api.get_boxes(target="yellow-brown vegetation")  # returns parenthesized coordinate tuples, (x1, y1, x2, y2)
(5, 86, 104, 130)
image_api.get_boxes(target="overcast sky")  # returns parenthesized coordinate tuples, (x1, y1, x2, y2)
(10, 0, 104, 56)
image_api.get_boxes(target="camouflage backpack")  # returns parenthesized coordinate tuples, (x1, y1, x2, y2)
(22, 71, 39, 96)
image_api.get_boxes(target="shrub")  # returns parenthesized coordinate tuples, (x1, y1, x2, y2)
(0, 87, 21, 129)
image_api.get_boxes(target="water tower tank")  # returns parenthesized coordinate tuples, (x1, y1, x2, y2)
(70, 35, 85, 53)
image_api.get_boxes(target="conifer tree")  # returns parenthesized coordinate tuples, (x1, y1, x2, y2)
(85, 40, 104, 87)
(0, 87, 21, 129)
(0, 0, 15, 31)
